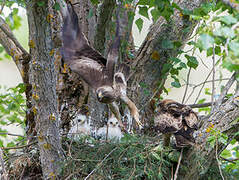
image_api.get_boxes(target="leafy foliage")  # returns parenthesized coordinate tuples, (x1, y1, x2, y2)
(0, 83, 26, 148)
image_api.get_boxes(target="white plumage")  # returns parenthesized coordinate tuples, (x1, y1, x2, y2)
(68, 114, 91, 139)
(96, 117, 123, 141)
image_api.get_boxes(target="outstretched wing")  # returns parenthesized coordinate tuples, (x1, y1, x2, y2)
(62, 3, 110, 89)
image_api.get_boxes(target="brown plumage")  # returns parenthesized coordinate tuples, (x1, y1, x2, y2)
(154, 99, 198, 147)
(61, 3, 142, 128)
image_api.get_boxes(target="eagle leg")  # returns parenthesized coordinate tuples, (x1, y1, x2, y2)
(108, 102, 125, 130)
(120, 96, 143, 129)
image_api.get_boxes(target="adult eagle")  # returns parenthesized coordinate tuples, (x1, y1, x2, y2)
(61, 3, 142, 128)
(154, 99, 198, 147)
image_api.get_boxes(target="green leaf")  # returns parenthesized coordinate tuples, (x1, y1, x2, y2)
(171, 81, 181, 88)
(230, 139, 237, 145)
(53, 2, 60, 11)
(214, 27, 235, 38)
(90, 0, 99, 5)
(221, 149, 231, 159)
(185, 55, 199, 69)
(139, 6, 149, 19)
(198, 34, 214, 50)
(135, 18, 143, 32)
(229, 41, 239, 56)
(138, 0, 150, 5)
(207, 135, 216, 147)
(219, 15, 238, 25)
(37, 1, 45, 6)
(151, 8, 160, 22)
(0, 46, 4, 53)
(179, 62, 187, 69)
(170, 57, 181, 64)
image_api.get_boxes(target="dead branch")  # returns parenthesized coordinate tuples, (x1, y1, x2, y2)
(213, 72, 237, 112)
(173, 148, 183, 180)
(1, 141, 37, 150)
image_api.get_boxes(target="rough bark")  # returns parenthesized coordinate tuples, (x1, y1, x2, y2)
(182, 91, 239, 179)
(129, 0, 205, 110)
(26, 0, 63, 179)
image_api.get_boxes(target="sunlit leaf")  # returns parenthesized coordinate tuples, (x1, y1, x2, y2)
(171, 81, 181, 88)
(198, 34, 214, 50)
(221, 149, 231, 159)
(185, 55, 198, 69)
(229, 41, 239, 56)
(219, 15, 237, 25)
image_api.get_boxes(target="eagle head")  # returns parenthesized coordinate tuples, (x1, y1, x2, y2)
(96, 86, 116, 104)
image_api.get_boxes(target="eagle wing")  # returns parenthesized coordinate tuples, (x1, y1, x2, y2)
(62, 3, 111, 89)
(183, 110, 198, 130)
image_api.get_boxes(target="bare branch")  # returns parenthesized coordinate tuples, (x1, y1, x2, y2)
(220, 157, 239, 164)
(0, 0, 6, 14)
(213, 72, 237, 112)
(1, 141, 37, 150)
(211, 45, 216, 112)
(188, 98, 228, 108)
(0, 17, 29, 56)
(0, 132, 26, 138)
(182, 67, 191, 104)
(173, 148, 183, 180)
(216, 138, 225, 180)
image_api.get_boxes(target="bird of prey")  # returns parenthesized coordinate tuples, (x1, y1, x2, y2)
(68, 114, 91, 139)
(154, 99, 198, 147)
(96, 116, 123, 141)
(61, 3, 142, 129)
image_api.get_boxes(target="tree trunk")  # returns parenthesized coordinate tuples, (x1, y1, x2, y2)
(26, 0, 63, 178)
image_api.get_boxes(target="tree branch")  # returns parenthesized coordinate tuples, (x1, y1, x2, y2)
(94, 0, 116, 53)
(213, 72, 238, 112)
(0, 17, 29, 56)
(188, 98, 228, 108)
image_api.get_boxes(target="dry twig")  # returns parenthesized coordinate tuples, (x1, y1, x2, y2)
(216, 138, 225, 180)
(173, 148, 183, 180)
(84, 147, 118, 180)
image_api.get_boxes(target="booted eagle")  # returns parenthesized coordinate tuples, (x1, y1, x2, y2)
(154, 99, 198, 147)
(61, 3, 142, 128)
